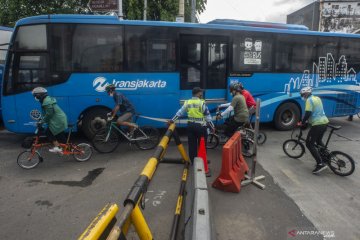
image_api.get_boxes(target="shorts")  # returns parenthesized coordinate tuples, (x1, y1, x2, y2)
(45, 128, 66, 143)
(117, 112, 133, 122)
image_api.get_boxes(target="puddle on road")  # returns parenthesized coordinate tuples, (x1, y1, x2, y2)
(48, 168, 105, 187)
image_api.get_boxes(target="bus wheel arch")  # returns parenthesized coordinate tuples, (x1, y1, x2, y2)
(274, 101, 301, 131)
(80, 106, 111, 139)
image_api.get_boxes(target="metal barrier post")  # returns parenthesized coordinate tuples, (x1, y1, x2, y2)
(241, 99, 266, 189)
(79, 123, 191, 240)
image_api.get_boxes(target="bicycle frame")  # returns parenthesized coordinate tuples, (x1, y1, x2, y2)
(30, 124, 81, 156)
(104, 121, 148, 142)
(292, 125, 339, 150)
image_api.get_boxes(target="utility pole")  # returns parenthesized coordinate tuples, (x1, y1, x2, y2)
(176, 0, 185, 22)
(143, 0, 147, 20)
(191, 0, 196, 23)
(118, 0, 123, 19)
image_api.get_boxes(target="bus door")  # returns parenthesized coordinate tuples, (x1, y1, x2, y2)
(179, 35, 228, 112)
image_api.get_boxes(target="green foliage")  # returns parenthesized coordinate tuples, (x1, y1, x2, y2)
(0, 0, 89, 27)
(0, 0, 207, 27)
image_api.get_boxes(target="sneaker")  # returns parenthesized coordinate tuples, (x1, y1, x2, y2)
(49, 146, 63, 153)
(312, 164, 328, 174)
(127, 130, 135, 139)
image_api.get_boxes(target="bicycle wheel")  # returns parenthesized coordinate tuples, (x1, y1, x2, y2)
(72, 143, 93, 162)
(328, 151, 355, 176)
(92, 129, 120, 153)
(206, 133, 219, 149)
(242, 138, 254, 157)
(257, 132, 267, 145)
(17, 150, 41, 169)
(282, 139, 305, 159)
(134, 126, 160, 150)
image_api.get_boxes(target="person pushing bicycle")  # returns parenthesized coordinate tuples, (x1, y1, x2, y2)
(298, 86, 329, 174)
(105, 84, 137, 136)
(32, 87, 68, 153)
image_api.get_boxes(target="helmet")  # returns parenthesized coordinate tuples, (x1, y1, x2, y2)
(300, 86, 312, 97)
(105, 84, 116, 93)
(229, 82, 242, 92)
(32, 87, 47, 96)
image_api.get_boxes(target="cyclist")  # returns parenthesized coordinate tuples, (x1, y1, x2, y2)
(218, 82, 256, 119)
(32, 87, 68, 153)
(298, 86, 329, 174)
(216, 83, 249, 137)
(169, 87, 214, 163)
(105, 84, 137, 136)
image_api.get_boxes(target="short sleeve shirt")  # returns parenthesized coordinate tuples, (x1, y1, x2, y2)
(305, 95, 329, 126)
(231, 94, 249, 122)
(113, 92, 135, 113)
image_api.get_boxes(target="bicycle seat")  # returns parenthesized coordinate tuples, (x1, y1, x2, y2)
(328, 124, 341, 130)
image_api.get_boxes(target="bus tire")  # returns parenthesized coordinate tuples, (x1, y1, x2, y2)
(82, 108, 109, 139)
(274, 102, 300, 131)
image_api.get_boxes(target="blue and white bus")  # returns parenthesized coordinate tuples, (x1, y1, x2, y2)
(0, 26, 13, 122)
(2, 15, 360, 138)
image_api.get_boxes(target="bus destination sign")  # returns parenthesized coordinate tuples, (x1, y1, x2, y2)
(89, 0, 118, 11)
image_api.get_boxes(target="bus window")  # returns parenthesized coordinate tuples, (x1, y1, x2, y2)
(340, 38, 360, 71)
(5, 24, 48, 94)
(180, 35, 202, 89)
(125, 26, 176, 72)
(232, 33, 272, 72)
(275, 34, 317, 73)
(15, 25, 47, 50)
(50, 24, 124, 74)
(207, 37, 227, 89)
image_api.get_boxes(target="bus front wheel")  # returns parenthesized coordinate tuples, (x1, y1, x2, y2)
(274, 102, 300, 131)
(82, 108, 109, 139)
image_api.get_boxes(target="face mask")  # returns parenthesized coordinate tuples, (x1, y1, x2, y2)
(301, 96, 306, 101)
(34, 96, 40, 101)
(109, 92, 114, 97)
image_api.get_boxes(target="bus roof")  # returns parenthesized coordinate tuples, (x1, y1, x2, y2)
(0, 26, 13, 32)
(207, 19, 309, 31)
(15, 14, 360, 39)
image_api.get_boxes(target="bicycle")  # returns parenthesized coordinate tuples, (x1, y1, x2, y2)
(206, 116, 256, 157)
(17, 123, 93, 169)
(283, 125, 355, 176)
(92, 114, 160, 153)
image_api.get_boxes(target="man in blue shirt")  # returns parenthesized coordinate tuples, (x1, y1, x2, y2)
(105, 84, 137, 134)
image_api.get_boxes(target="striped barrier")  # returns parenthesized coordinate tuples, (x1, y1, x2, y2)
(79, 123, 190, 240)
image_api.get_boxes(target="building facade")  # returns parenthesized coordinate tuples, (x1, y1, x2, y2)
(287, 0, 360, 33)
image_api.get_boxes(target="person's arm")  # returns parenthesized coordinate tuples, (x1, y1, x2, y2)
(220, 105, 234, 117)
(301, 111, 311, 124)
(111, 105, 120, 118)
(202, 103, 215, 129)
(42, 104, 55, 123)
(218, 102, 231, 109)
(171, 102, 188, 122)
(300, 98, 312, 124)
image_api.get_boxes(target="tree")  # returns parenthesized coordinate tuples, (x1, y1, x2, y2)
(0, 0, 207, 27)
